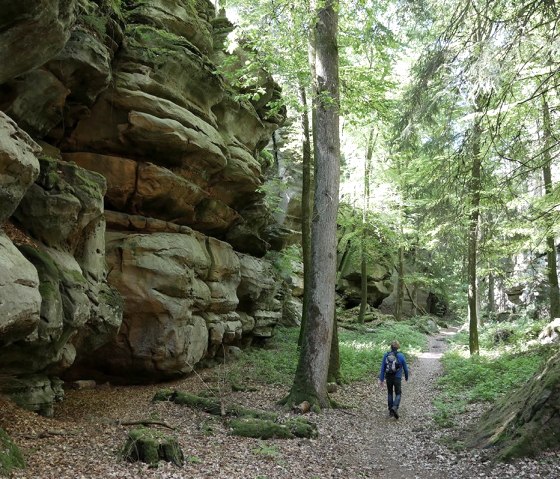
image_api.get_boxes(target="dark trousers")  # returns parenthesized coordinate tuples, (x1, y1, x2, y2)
(386, 375, 402, 410)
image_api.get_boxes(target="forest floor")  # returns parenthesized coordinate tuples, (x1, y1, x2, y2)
(2, 329, 559, 479)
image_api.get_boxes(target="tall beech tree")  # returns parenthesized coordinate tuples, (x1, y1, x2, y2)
(540, 93, 560, 320)
(285, 0, 340, 408)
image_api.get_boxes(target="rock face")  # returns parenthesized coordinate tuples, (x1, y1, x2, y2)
(0, 155, 122, 415)
(0, 1, 289, 411)
(0, 0, 76, 84)
(0, 113, 40, 222)
(467, 348, 560, 459)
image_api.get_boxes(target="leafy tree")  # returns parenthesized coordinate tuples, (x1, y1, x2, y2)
(284, 0, 341, 408)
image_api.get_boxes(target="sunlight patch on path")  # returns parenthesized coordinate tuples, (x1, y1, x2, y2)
(418, 351, 444, 359)
(440, 330, 457, 336)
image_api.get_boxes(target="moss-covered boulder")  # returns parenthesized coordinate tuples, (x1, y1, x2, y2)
(123, 427, 184, 467)
(466, 348, 560, 460)
(0, 427, 25, 475)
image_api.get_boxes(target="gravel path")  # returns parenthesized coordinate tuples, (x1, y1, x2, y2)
(2, 329, 559, 478)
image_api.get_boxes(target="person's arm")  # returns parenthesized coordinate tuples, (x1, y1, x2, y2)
(379, 353, 387, 382)
(400, 353, 409, 381)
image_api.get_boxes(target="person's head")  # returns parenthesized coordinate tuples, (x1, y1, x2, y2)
(390, 340, 400, 351)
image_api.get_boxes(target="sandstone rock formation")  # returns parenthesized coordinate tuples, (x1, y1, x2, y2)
(0, 0, 289, 413)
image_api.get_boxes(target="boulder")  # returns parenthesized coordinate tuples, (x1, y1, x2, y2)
(0, 69, 69, 138)
(46, 26, 113, 106)
(0, 375, 64, 417)
(14, 157, 106, 251)
(0, 0, 289, 402)
(0, 0, 76, 84)
(62, 152, 137, 210)
(237, 253, 282, 338)
(0, 112, 40, 222)
(538, 318, 560, 344)
(125, 0, 214, 54)
(101, 231, 213, 379)
(467, 349, 560, 459)
(1, 158, 122, 414)
(0, 233, 41, 346)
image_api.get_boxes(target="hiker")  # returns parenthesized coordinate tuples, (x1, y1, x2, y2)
(378, 340, 409, 419)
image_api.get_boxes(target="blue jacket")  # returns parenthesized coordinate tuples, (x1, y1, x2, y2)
(379, 350, 409, 381)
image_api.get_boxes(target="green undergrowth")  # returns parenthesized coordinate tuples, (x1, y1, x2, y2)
(338, 320, 427, 382)
(434, 316, 552, 428)
(228, 321, 427, 387)
(0, 428, 25, 475)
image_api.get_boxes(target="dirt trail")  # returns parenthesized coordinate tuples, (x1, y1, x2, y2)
(3, 329, 559, 478)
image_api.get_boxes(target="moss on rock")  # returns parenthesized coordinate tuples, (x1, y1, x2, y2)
(466, 348, 560, 460)
(230, 418, 294, 439)
(152, 389, 319, 440)
(122, 427, 184, 467)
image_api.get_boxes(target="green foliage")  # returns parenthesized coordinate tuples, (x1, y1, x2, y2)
(337, 203, 399, 268)
(229, 327, 300, 386)
(266, 245, 301, 279)
(450, 317, 549, 352)
(434, 316, 553, 427)
(338, 321, 426, 382)
(256, 177, 288, 215)
(439, 351, 543, 403)
(229, 322, 427, 387)
(252, 442, 281, 458)
(259, 149, 274, 169)
(0, 428, 25, 475)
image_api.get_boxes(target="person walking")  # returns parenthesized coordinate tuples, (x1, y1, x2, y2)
(378, 340, 409, 419)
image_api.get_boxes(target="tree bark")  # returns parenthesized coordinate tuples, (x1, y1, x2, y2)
(541, 94, 560, 319)
(396, 245, 405, 320)
(488, 272, 495, 314)
(298, 83, 313, 346)
(358, 129, 374, 323)
(328, 313, 341, 383)
(468, 94, 485, 356)
(285, 0, 340, 409)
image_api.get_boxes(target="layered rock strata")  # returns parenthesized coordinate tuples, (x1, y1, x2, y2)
(0, 0, 288, 413)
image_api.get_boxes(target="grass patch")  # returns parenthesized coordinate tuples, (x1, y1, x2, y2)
(228, 322, 428, 387)
(338, 321, 427, 383)
(434, 316, 552, 427)
(449, 317, 548, 352)
(252, 442, 281, 458)
(0, 428, 25, 475)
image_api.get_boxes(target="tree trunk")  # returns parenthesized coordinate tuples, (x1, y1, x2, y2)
(328, 313, 341, 383)
(298, 83, 313, 346)
(396, 245, 405, 321)
(358, 129, 374, 323)
(541, 94, 560, 320)
(284, 0, 340, 409)
(488, 272, 495, 315)
(468, 94, 485, 356)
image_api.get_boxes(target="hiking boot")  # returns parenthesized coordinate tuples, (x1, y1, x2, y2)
(392, 407, 399, 419)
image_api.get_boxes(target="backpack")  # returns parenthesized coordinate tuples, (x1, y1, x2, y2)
(385, 350, 401, 376)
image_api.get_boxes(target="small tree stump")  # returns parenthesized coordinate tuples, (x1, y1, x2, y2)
(123, 428, 184, 467)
